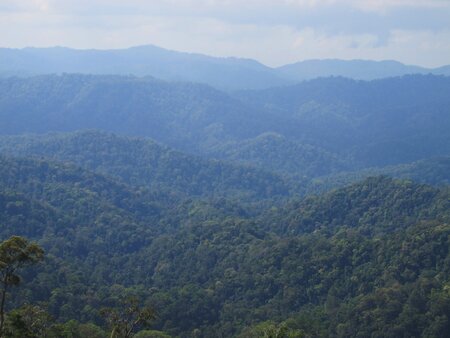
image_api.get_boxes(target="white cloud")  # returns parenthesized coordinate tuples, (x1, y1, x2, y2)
(280, 28, 450, 67)
(3, 0, 449, 15)
(347, 0, 450, 12)
(0, 0, 449, 68)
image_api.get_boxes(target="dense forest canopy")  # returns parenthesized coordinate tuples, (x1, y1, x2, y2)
(0, 168, 449, 336)
(0, 132, 294, 201)
(0, 66, 448, 337)
(0, 74, 449, 173)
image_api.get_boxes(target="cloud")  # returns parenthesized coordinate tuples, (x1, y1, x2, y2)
(3, 0, 449, 15)
(0, 0, 449, 68)
(281, 27, 450, 67)
(349, 0, 450, 12)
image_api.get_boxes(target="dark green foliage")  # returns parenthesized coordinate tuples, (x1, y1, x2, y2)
(264, 176, 449, 236)
(2, 155, 448, 337)
(101, 297, 156, 338)
(2, 131, 448, 205)
(0, 131, 293, 200)
(0, 237, 44, 336)
(238, 321, 304, 337)
(54, 320, 107, 338)
(133, 330, 171, 338)
(210, 132, 351, 177)
(4, 304, 53, 338)
(0, 155, 168, 239)
(309, 156, 450, 194)
(0, 71, 449, 337)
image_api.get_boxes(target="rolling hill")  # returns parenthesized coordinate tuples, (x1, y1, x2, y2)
(0, 131, 295, 200)
(1, 45, 449, 89)
(1, 74, 449, 177)
(1, 167, 448, 336)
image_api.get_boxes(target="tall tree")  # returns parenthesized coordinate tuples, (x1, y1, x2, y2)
(5, 304, 52, 338)
(101, 297, 156, 338)
(0, 236, 44, 336)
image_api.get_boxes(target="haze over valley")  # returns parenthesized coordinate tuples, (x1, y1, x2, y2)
(0, 1, 449, 337)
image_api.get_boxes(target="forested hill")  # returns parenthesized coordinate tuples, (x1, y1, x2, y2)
(0, 131, 294, 200)
(236, 74, 450, 167)
(0, 69, 449, 337)
(0, 74, 282, 152)
(1, 131, 449, 202)
(262, 176, 450, 236)
(0, 155, 169, 232)
(1, 153, 449, 337)
(0, 41, 450, 338)
(309, 156, 450, 194)
(209, 132, 352, 176)
(0, 74, 449, 176)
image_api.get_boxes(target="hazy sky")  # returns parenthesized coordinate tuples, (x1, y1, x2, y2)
(1, 0, 450, 67)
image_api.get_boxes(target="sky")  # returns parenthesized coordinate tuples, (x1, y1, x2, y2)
(1, 0, 449, 67)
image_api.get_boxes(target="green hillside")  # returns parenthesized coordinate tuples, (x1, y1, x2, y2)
(0, 131, 294, 200)
(0, 69, 449, 337)
(1, 161, 448, 336)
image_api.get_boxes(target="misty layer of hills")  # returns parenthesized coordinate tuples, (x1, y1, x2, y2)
(0, 74, 449, 172)
(0, 48, 449, 337)
(1, 45, 450, 89)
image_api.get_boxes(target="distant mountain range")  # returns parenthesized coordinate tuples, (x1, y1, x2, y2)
(277, 59, 450, 83)
(1, 45, 449, 89)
